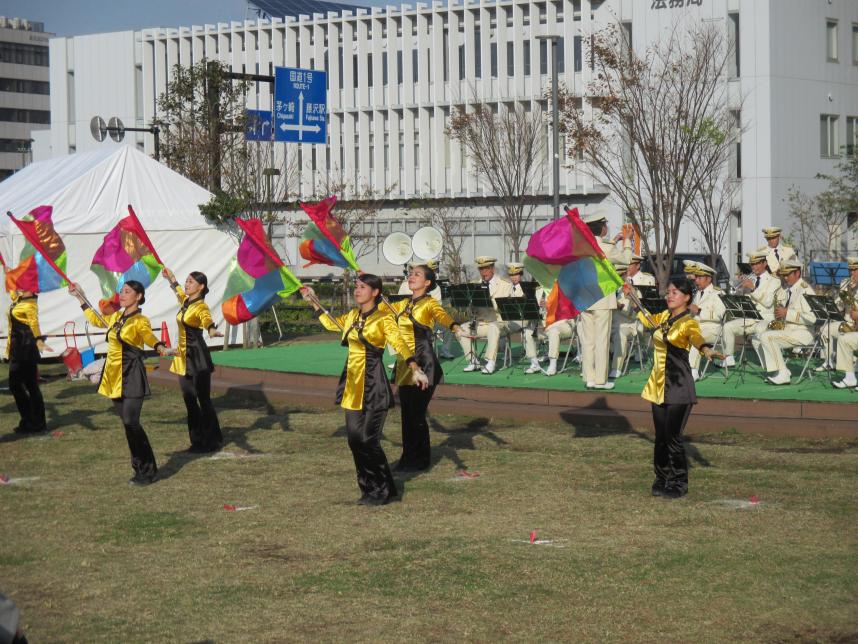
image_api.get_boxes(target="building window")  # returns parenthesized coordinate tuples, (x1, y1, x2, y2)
(524, 40, 531, 76)
(574, 35, 582, 72)
(413, 49, 418, 83)
(827, 20, 838, 62)
(490, 42, 497, 78)
(820, 114, 839, 157)
(507, 42, 514, 76)
(732, 110, 742, 179)
(459, 45, 465, 80)
(556, 38, 565, 74)
(0, 78, 50, 94)
(728, 13, 740, 77)
(474, 30, 481, 78)
(443, 30, 449, 82)
(540, 39, 547, 75)
(853, 24, 858, 64)
(397, 50, 403, 84)
(847, 116, 858, 157)
(367, 53, 373, 86)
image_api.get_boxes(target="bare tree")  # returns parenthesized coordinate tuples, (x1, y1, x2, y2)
(447, 101, 546, 261)
(688, 176, 738, 269)
(785, 185, 846, 261)
(423, 203, 472, 284)
(558, 22, 739, 288)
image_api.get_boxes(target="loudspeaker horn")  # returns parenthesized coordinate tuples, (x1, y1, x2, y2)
(382, 232, 413, 266)
(412, 226, 443, 261)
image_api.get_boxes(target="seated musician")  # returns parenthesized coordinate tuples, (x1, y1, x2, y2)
(457, 256, 513, 374)
(757, 259, 817, 385)
(718, 251, 779, 368)
(522, 286, 576, 377)
(609, 254, 655, 378)
(818, 257, 858, 372)
(687, 263, 725, 380)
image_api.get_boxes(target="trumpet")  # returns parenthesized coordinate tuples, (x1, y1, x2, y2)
(838, 320, 858, 333)
(731, 273, 754, 294)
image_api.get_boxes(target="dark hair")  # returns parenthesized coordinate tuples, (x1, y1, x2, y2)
(667, 278, 693, 305)
(189, 271, 209, 297)
(124, 280, 146, 305)
(411, 264, 438, 293)
(357, 273, 384, 304)
(587, 221, 605, 237)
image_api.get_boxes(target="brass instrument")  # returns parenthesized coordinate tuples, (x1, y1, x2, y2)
(838, 320, 858, 333)
(836, 283, 858, 333)
(767, 286, 787, 330)
(731, 273, 754, 294)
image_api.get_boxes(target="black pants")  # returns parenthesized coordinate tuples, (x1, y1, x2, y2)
(345, 408, 397, 502)
(179, 371, 222, 450)
(9, 359, 46, 433)
(651, 403, 692, 494)
(398, 384, 436, 469)
(112, 397, 157, 480)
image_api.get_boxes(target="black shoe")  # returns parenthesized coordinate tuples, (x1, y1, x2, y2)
(129, 474, 156, 486)
(661, 487, 687, 499)
(651, 484, 667, 497)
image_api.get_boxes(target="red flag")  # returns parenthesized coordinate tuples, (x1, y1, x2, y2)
(125, 204, 164, 265)
(235, 218, 285, 269)
(7, 211, 72, 285)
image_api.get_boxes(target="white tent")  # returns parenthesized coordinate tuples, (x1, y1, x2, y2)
(0, 146, 240, 355)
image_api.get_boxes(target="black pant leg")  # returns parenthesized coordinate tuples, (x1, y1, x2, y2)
(194, 371, 222, 448)
(399, 384, 435, 469)
(179, 375, 203, 447)
(113, 397, 157, 479)
(345, 408, 397, 502)
(651, 403, 691, 494)
(9, 360, 45, 432)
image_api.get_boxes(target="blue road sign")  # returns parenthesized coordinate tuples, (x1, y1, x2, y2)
(274, 66, 327, 144)
(245, 109, 273, 141)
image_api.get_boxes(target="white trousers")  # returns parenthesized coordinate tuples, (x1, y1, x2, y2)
(758, 325, 815, 373)
(688, 321, 722, 369)
(835, 331, 858, 373)
(610, 319, 639, 373)
(578, 309, 612, 385)
(523, 319, 575, 359)
(458, 320, 507, 362)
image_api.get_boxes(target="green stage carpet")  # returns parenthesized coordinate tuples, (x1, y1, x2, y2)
(212, 341, 858, 404)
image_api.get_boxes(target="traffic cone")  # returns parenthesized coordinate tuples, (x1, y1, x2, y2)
(160, 321, 171, 348)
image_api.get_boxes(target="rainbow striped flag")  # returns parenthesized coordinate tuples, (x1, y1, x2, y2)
(91, 205, 164, 303)
(298, 196, 360, 271)
(5, 206, 68, 294)
(523, 207, 623, 325)
(221, 218, 302, 325)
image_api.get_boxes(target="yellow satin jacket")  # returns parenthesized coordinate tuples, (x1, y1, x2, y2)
(84, 307, 162, 399)
(384, 296, 455, 386)
(319, 306, 414, 411)
(169, 284, 216, 376)
(6, 296, 43, 361)
(639, 309, 707, 405)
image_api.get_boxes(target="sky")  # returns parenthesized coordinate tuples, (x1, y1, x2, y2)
(0, 0, 373, 38)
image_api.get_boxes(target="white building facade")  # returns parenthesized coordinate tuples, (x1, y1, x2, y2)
(34, 0, 858, 275)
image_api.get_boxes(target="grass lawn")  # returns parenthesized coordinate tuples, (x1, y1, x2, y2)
(1, 362, 857, 642)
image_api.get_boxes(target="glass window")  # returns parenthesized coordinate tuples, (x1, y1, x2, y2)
(820, 114, 839, 157)
(574, 35, 582, 73)
(853, 24, 858, 64)
(540, 39, 547, 75)
(847, 116, 858, 157)
(507, 42, 514, 76)
(827, 20, 838, 62)
(490, 42, 497, 78)
(524, 40, 531, 76)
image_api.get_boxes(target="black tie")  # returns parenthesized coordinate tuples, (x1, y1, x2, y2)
(774, 248, 780, 260)
(755, 276, 760, 288)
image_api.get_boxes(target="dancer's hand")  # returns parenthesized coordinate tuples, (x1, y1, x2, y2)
(702, 347, 725, 362)
(412, 367, 430, 390)
(68, 283, 86, 302)
(209, 328, 224, 338)
(37, 340, 53, 354)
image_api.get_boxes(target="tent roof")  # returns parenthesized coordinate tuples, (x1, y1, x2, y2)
(0, 146, 214, 234)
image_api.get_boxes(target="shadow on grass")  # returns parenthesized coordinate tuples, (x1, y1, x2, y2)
(559, 396, 712, 469)
(415, 416, 505, 474)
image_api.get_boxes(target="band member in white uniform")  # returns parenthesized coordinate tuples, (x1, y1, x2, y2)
(522, 286, 576, 376)
(577, 213, 632, 390)
(610, 254, 656, 378)
(833, 260, 858, 389)
(758, 259, 817, 385)
(457, 256, 513, 374)
(817, 257, 858, 371)
(758, 227, 795, 274)
(687, 263, 726, 380)
(718, 251, 779, 367)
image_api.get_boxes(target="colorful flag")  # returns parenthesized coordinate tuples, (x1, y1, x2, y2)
(90, 205, 163, 303)
(5, 206, 69, 293)
(523, 207, 623, 325)
(221, 218, 302, 325)
(298, 196, 360, 271)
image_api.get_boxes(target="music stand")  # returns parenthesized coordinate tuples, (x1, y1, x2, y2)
(495, 296, 542, 373)
(448, 284, 495, 367)
(799, 295, 845, 383)
(719, 294, 763, 385)
(520, 281, 539, 299)
(808, 261, 848, 289)
(437, 279, 452, 301)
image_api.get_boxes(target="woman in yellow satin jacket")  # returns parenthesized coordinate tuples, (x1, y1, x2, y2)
(70, 281, 170, 485)
(162, 268, 224, 453)
(384, 264, 460, 472)
(629, 279, 720, 499)
(6, 290, 52, 433)
(301, 274, 429, 505)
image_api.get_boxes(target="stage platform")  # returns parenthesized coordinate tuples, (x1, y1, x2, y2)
(150, 341, 857, 438)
